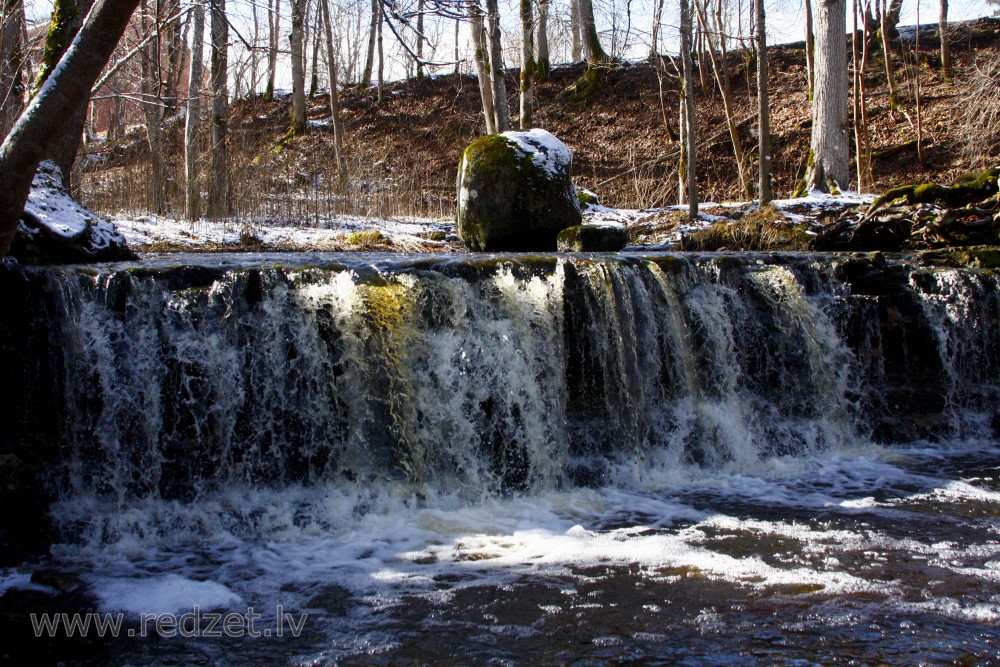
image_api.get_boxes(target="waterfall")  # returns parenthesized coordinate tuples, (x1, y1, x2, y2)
(2, 253, 999, 521)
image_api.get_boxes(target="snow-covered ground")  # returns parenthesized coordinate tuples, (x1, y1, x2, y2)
(108, 189, 874, 254)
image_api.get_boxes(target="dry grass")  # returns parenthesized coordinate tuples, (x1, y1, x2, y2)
(680, 207, 814, 251)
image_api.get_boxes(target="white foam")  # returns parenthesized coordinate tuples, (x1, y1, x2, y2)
(92, 574, 242, 616)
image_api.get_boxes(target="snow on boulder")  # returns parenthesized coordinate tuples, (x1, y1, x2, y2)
(9, 161, 135, 264)
(456, 129, 581, 251)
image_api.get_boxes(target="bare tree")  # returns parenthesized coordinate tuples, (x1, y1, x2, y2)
(265, 0, 280, 99)
(485, 0, 511, 131)
(879, 0, 898, 108)
(804, 0, 815, 97)
(756, 0, 772, 203)
(938, 0, 950, 77)
(361, 0, 377, 88)
(578, 0, 607, 62)
(320, 0, 347, 184)
(139, 0, 166, 214)
(185, 0, 205, 220)
(802, 0, 849, 193)
(290, 0, 308, 134)
(208, 0, 230, 218)
(0, 0, 141, 257)
(536, 0, 550, 79)
(519, 0, 535, 128)
(679, 0, 698, 216)
(469, 0, 496, 133)
(34, 0, 97, 188)
(0, 0, 26, 136)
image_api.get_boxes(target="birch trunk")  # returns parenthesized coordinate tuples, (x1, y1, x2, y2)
(185, 1, 205, 220)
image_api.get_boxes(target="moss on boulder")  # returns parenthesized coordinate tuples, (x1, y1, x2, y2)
(557, 224, 628, 251)
(456, 130, 582, 252)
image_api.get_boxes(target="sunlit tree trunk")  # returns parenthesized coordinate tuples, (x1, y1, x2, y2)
(756, 0, 772, 203)
(803, 0, 849, 192)
(139, 0, 165, 214)
(880, 0, 898, 109)
(320, 0, 347, 185)
(485, 0, 511, 131)
(290, 0, 308, 134)
(469, 1, 496, 134)
(804, 0, 815, 97)
(416, 0, 425, 79)
(309, 1, 321, 97)
(938, 0, 950, 77)
(578, 0, 607, 62)
(361, 0, 377, 88)
(0, 0, 141, 257)
(265, 0, 280, 99)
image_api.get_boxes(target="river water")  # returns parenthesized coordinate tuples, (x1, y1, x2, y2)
(1, 252, 999, 665)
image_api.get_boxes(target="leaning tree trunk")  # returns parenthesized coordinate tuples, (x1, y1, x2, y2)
(803, 0, 849, 193)
(536, 0, 550, 80)
(208, 0, 230, 219)
(0, 0, 26, 136)
(320, 0, 347, 185)
(880, 0, 898, 109)
(469, 1, 497, 134)
(519, 0, 535, 129)
(680, 0, 698, 217)
(756, 0, 773, 203)
(290, 0, 308, 135)
(185, 0, 205, 220)
(485, 0, 511, 132)
(35, 0, 96, 189)
(0, 0, 141, 258)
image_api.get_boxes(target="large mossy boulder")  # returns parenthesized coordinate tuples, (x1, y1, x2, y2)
(8, 161, 135, 264)
(457, 129, 582, 251)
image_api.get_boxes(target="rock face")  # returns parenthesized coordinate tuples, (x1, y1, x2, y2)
(557, 223, 628, 251)
(8, 161, 135, 264)
(457, 130, 582, 251)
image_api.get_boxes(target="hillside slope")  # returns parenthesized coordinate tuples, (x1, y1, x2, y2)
(79, 18, 1000, 222)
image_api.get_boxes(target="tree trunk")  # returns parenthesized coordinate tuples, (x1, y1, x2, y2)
(485, 0, 511, 132)
(578, 0, 607, 63)
(185, 0, 205, 220)
(290, 0, 308, 134)
(756, 0, 772, 203)
(320, 0, 347, 186)
(519, 0, 534, 129)
(650, 0, 664, 61)
(35, 0, 96, 188)
(361, 0, 376, 88)
(536, 0, 550, 80)
(570, 0, 582, 61)
(0, 0, 26, 136)
(416, 0, 425, 79)
(804, 0, 815, 98)
(938, 0, 950, 77)
(208, 0, 229, 219)
(469, 2, 496, 134)
(376, 0, 384, 103)
(880, 0, 898, 108)
(803, 0, 849, 193)
(139, 0, 165, 215)
(310, 0, 322, 97)
(680, 0, 698, 217)
(0, 0, 140, 258)
(265, 0, 280, 99)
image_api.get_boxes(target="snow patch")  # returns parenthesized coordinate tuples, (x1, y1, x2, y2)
(502, 129, 573, 178)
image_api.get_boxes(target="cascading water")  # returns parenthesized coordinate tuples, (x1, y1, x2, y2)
(1, 252, 999, 665)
